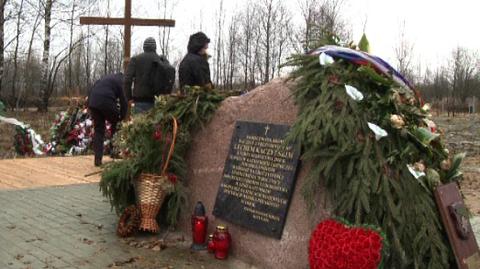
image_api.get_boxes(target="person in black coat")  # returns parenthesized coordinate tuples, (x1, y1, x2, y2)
(88, 73, 127, 166)
(124, 37, 173, 113)
(178, 32, 212, 92)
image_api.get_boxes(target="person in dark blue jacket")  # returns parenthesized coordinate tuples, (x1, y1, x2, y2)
(88, 73, 127, 166)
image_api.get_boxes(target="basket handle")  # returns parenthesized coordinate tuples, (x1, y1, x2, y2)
(161, 116, 178, 175)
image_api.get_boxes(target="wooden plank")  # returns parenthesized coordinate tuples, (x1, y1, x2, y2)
(435, 182, 480, 269)
(79, 17, 175, 27)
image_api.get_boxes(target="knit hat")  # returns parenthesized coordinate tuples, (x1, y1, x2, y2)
(143, 37, 156, 52)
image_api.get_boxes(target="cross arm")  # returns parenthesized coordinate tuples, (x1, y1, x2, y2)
(80, 17, 175, 27)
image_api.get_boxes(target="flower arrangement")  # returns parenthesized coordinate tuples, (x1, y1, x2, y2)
(286, 36, 464, 268)
(309, 219, 386, 269)
(44, 105, 112, 155)
(100, 87, 236, 227)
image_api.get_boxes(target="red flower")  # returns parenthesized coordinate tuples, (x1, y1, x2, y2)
(328, 75, 341, 85)
(167, 173, 177, 184)
(309, 219, 384, 269)
(152, 129, 162, 141)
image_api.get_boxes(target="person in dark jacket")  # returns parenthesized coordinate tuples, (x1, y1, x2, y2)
(178, 32, 212, 92)
(124, 37, 172, 113)
(88, 72, 127, 166)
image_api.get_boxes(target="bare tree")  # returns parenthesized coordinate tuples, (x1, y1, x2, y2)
(22, 0, 42, 105)
(213, 0, 224, 86)
(237, 2, 257, 90)
(11, 0, 24, 109)
(448, 46, 478, 116)
(394, 20, 415, 82)
(103, 0, 110, 75)
(0, 0, 7, 99)
(225, 14, 239, 90)
(259, 0, 274, 84)
(67, 0, 76, 95)
(38, 0, 53, 112)
(157, 0, 176, 59)
(255, 0, 291, 84)
(296, 0, 350, 52)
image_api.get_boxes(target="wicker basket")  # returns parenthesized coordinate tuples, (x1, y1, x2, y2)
(136, 116, 178, 233)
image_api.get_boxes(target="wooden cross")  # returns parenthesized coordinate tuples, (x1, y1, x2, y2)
(80, 0, 175, 70)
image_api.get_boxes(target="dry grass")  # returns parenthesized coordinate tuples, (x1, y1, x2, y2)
(432, 113, 480, 215)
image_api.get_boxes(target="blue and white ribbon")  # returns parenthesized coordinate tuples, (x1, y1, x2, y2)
(310, 45, 414, 92)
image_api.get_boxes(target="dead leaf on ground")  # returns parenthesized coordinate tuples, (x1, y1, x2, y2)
(107, 256, 141, 267)
(82, 238, 94, 245)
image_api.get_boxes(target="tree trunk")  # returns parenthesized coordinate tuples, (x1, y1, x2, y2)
(264, 1, 272, 84)
(0, 0, 7, 99)
(13, 0, 24, 111)
(68, 0, 76, 96)
(158, 0, 173, 59)
(85, 3, 92, 92)
(104, 0, 110, 76)
(24, 5, 41, 108)
(38, 0, 53, 112)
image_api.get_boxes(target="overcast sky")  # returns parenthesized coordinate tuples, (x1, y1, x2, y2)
(101, 0, 480, 70)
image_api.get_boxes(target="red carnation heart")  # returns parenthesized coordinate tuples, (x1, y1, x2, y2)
(309, 219, 383, 269)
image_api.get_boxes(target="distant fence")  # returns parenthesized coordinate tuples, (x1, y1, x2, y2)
(430, 97, 478, 116)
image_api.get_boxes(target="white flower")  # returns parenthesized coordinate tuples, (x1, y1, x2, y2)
(390, 114, 405, 129)
(422, 103, 431, 112)
(345, 85, 364, 101)
(319, 52, 335, 66)
(407, 164, 426, 179)
(367, 122, 388, 141)
(440, 159, 452, 171)
(414, 161, 426, 172)
(423, 119, 437, 133)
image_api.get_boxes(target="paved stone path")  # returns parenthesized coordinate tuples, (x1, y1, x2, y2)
(0, 184, 254, 269)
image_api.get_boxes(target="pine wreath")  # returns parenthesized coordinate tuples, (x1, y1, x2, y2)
(117, 205, 140, 238)
(286, 39, 464, 268)
(101, 87, 238, 227)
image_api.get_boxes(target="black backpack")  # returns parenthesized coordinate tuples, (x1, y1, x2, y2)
(150, 57, 175, 95)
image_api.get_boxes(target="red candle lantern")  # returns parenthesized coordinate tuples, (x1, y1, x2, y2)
(191, 201, 208, 250)
(207, 234, 215, 253)
(213, 225, 231, 260)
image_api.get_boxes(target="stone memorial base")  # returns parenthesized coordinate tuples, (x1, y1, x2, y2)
(179, 79, 331, 269)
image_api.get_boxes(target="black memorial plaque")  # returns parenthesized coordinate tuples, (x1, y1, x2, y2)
(213, 121, 300, 239)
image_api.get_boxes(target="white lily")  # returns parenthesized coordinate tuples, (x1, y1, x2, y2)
(319, 52, 335, 66)
(367, 122, 388, 141)
(345, 85, 364, 101)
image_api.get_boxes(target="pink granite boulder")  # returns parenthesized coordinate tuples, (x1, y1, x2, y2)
(180, 79, 330, 269)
